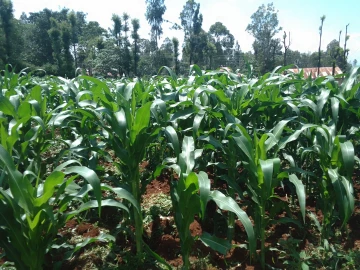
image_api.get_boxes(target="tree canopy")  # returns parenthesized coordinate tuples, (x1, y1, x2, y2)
(0, 1, 354, 76)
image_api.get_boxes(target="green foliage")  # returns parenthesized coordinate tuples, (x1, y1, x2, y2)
(145, 0, 166, 48)
(0, 144, 104, 270)
(246, 3, 282, 74)
(0, 63, 359, 269)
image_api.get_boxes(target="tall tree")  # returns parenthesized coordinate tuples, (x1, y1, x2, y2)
(68, 11, 78, 68)
(77, 21, 106, 75)
(48, 18, 63, 74)
(327, 38, 341, 75)
(282, 31, 291, 66)
(145, 0, 166, 48)
(343, 23, 350, 72)
(110, 14, 123, 75)
(110, 14, 122, 47)
(0, 0, 14, 64)
(232, 41, 242, 70)
(180, 0, 204, 65)
(203, 40, 217, 70)
(131, 18, 140, 76)
(246, 3, 282, 74)
(180, 0, 202, 39)
(172, 37, 180, 74)
(24, 9, 54, 67)
(122, 13, 131, 76)
(61, 21, 74, 76)
(209, 22, 234, 67)
(317, 15, 326, 75)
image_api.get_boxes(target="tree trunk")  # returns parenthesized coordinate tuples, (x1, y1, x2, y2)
(73, 44, 77, 68)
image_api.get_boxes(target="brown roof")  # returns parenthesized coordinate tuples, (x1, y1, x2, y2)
(287, 67, 343, 79)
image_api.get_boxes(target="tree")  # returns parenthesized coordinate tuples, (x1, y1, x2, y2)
(23, 9, 55, 68)
(109, 14, 123, 76)
(342, 24, 350, 72)
(94, 39, 121, 77)
(122, 13, 131, 76)
(137, 38, 154, 75)
(326, 39, 342, 75)
(282, 31, 291, 66)
(203, 40, 217, 70)
(77, 21, 106, 75)
(145, 0, 166, 48)
(317, 15, 326, 75)
(20, 8, 75, 73)
(68, 11, 79, 68)
(180, 0, 202, 39)
(0, 0, 14, 64)
(110, 14, 122, 47)
(61, 21, 74, 76)
(209, 22, 235, 67)
(232, 41, 242, 70)
(180, 0, 204, 65)
(159, 37, 173, 67)
(48, 18, 63, 74)
(47, 16, 74, 76)
(246, 3, 282, 74)
(131, 18, 140, 76)
(172, 37, 180, 74)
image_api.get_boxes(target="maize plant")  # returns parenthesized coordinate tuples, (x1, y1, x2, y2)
(0, 65, 359, 269)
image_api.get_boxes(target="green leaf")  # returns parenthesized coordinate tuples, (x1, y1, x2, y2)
(164, 126, 180, 159)
(35, 171, 64, 207)
(200, 232, 231, 255)
(151, 99, 168, 123)
(0, 145, 33, 213)
(197, 171, 210, 219)
(64, 233, 115, 260)
(27, 209, 44, 230)
(189, 64, 202, 76)
(79, 75, 112, 96)
(265, 117, 295, 152)
(143, 242, 172, 270)
(159, 66, 177, 82)
(180, 136, 195, 175)
(62, 166, 102, 216)
(131, 101, 152, 144)
(113, 109, 127, 142)
(75, 199, 129, 215)
(193, 110, 205, 137)
(103, 185, 141, 215)
(278, 124, 316, 150)
(340, 141, 354, 179)
(341, 66, 359, 93)
(233, 134, 254, 164)
(330, 97, 339, 126)
(259, 159, 274, 197)
(198, 135, 224, 151)
(288, 174, 306, 223)
(328, 169, 354, 226)
(315, 89, 330, 119)
(283, 153, 296, 167)
(0, 96, 16, 117)
(170, 107, 194, 122)
(209, 190, 255, 255)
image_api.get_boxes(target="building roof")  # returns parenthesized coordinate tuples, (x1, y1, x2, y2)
(287, 67, 343, 79)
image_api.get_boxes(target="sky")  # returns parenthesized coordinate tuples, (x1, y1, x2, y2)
(11, 0, 360, 64)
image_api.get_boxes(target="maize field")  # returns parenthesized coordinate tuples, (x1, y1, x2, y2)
(0, 64, 360, 269)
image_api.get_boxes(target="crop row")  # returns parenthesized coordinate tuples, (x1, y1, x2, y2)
(0, 65, 359, 269)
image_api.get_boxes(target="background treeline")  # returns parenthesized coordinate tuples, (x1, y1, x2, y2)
(0, 0, 355, 77)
